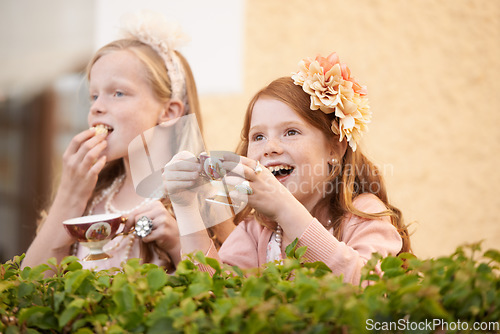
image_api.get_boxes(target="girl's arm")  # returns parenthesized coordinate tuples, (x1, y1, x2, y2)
(294, 194, 402, 284)
(22, 129, 108, 269)
(163, 151, 217, 264)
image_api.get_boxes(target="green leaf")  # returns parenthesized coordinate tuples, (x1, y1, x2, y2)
(60, 256, 83, 272)
(303, 261, 332, 273)
(25, 329, 42, 334)
(147, 268, 168, 292)
(64, 270, 90, 293)
(206, 257, 221, 272)
(58, 306, 81, 328)
(110, 273, 128, 292)
(380, 256, 405, 278)
(194, 251, 208, 265)
(112, 284, 136, 312)
(484, 249, 500, 264)
(73, 328, 94, 334)
(68, 298, 86, 309)
(106, 324, 125, 334)
(97, 274, 111, 288)
(148, 319, 177, 334)
(18, 306, 56, 329)
(46, 257, 58, 267)
(27, 264, 51, 280)
(180, 298, 197, 315)
(241, 277, 267, 299)
(18, 282, 34, 298)
(53, 291, 66, 312)
(5, 327, 21, 334)
(285, 238, 299, 258)
(295, 246, 308, 260)
(231, 265, 245, 277)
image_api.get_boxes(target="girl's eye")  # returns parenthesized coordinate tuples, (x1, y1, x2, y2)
(90, 94, 98, 101)
(285, 129, 299, 136)
(114, 91, 124, 97)
(252, 134, 265, 141)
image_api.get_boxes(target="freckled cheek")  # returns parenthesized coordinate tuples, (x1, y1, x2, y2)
(246, 144, 261, 160)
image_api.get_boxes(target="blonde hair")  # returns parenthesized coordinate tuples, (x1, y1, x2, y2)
(236, 77, 411, 254)
(83, 39, 204, 268)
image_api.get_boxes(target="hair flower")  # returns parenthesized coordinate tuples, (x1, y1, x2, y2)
(291, 52, 371, 151)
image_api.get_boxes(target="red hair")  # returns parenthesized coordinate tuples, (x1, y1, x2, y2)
(236, 77, 411, 254)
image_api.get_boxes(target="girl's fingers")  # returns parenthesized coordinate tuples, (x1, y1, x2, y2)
(65, 128, 96, 155)
(125, 201, 159, 231)
(164, 180, 198, 194)
(223, 159, 257, 181)
(162, 170, 200, 182)
(223, 175, 246, 188)
(163, 152, 202, 195)
(72, 133, 107, 164)
(80, 140, 108, 170)
(128, 202, 179, 245)
(88, 156, 107, 176)
(228, 189, 247, 203)
(163, 159, 201, 175)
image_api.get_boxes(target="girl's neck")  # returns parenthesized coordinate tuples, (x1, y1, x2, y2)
(107, 157, 154, 214)
(301, 191, 323, 213)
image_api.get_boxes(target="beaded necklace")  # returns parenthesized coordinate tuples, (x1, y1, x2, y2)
(267, 219, 332, 263)
(267, 225, 283, 263)
(275, 225, 283, 250)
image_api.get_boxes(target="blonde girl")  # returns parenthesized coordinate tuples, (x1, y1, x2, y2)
(22, 13, 230, 272)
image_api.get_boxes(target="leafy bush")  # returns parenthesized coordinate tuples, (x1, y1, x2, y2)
(1, 242, 499, 333)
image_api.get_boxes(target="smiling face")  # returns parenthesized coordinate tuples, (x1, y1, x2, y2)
(88, 50, 166, 162)
(247, 98, 335, 210)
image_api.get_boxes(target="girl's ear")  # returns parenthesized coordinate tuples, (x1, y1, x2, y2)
(157, 99, 184, 124)
(330, 137, 348, 161)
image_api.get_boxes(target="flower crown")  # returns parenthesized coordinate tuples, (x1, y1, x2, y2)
(119, 10, 190, 101)
(291, 52, 371, 151)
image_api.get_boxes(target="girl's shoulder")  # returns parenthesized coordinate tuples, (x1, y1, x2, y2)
(352, 193, 388, 214)
(342, 194, 401, 245)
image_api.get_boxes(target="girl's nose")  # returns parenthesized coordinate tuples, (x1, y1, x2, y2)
(89, 96, 106, 115)
(263, 138, 284, 156)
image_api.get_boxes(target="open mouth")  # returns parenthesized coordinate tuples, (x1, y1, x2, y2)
(91, 124, 113, 136)
(267, 165, 294, 178)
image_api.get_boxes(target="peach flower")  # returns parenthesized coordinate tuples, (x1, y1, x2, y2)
(291, 52, 371, 151)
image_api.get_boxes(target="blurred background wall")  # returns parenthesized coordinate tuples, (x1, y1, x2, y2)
(1, 0, 498, 262)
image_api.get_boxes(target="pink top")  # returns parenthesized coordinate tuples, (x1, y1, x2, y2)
(201, 193, 403, 285)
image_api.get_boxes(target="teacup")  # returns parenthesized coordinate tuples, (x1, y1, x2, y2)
(198, 152, 226, 180)
(63, 213, 125, 261)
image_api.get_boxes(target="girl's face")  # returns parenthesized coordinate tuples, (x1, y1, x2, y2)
(247, 98, 334, 210)
(88, 50, 166, 162)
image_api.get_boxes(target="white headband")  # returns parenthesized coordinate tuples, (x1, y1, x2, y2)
(119, 11, 190, 101)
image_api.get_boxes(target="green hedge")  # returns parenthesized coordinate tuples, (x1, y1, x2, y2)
(1, 242, 499, 333)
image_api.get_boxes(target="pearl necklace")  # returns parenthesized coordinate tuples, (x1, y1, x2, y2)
(275, 225, 283, 250)
(270, 219, 332, 263)
(87, 174, 126, 215)
(102, 175, 161, 216)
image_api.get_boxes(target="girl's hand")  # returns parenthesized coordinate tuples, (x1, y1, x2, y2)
(162, 151, 202, 207)
(58, 129, 107, 208)
(126, 200, 180, 255)
(222, 155, 298, 222)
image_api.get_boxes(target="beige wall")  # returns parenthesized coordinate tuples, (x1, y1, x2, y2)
(200, 0, 500, 258)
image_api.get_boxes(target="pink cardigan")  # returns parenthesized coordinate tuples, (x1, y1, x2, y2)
(202, 194, 403, 285)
